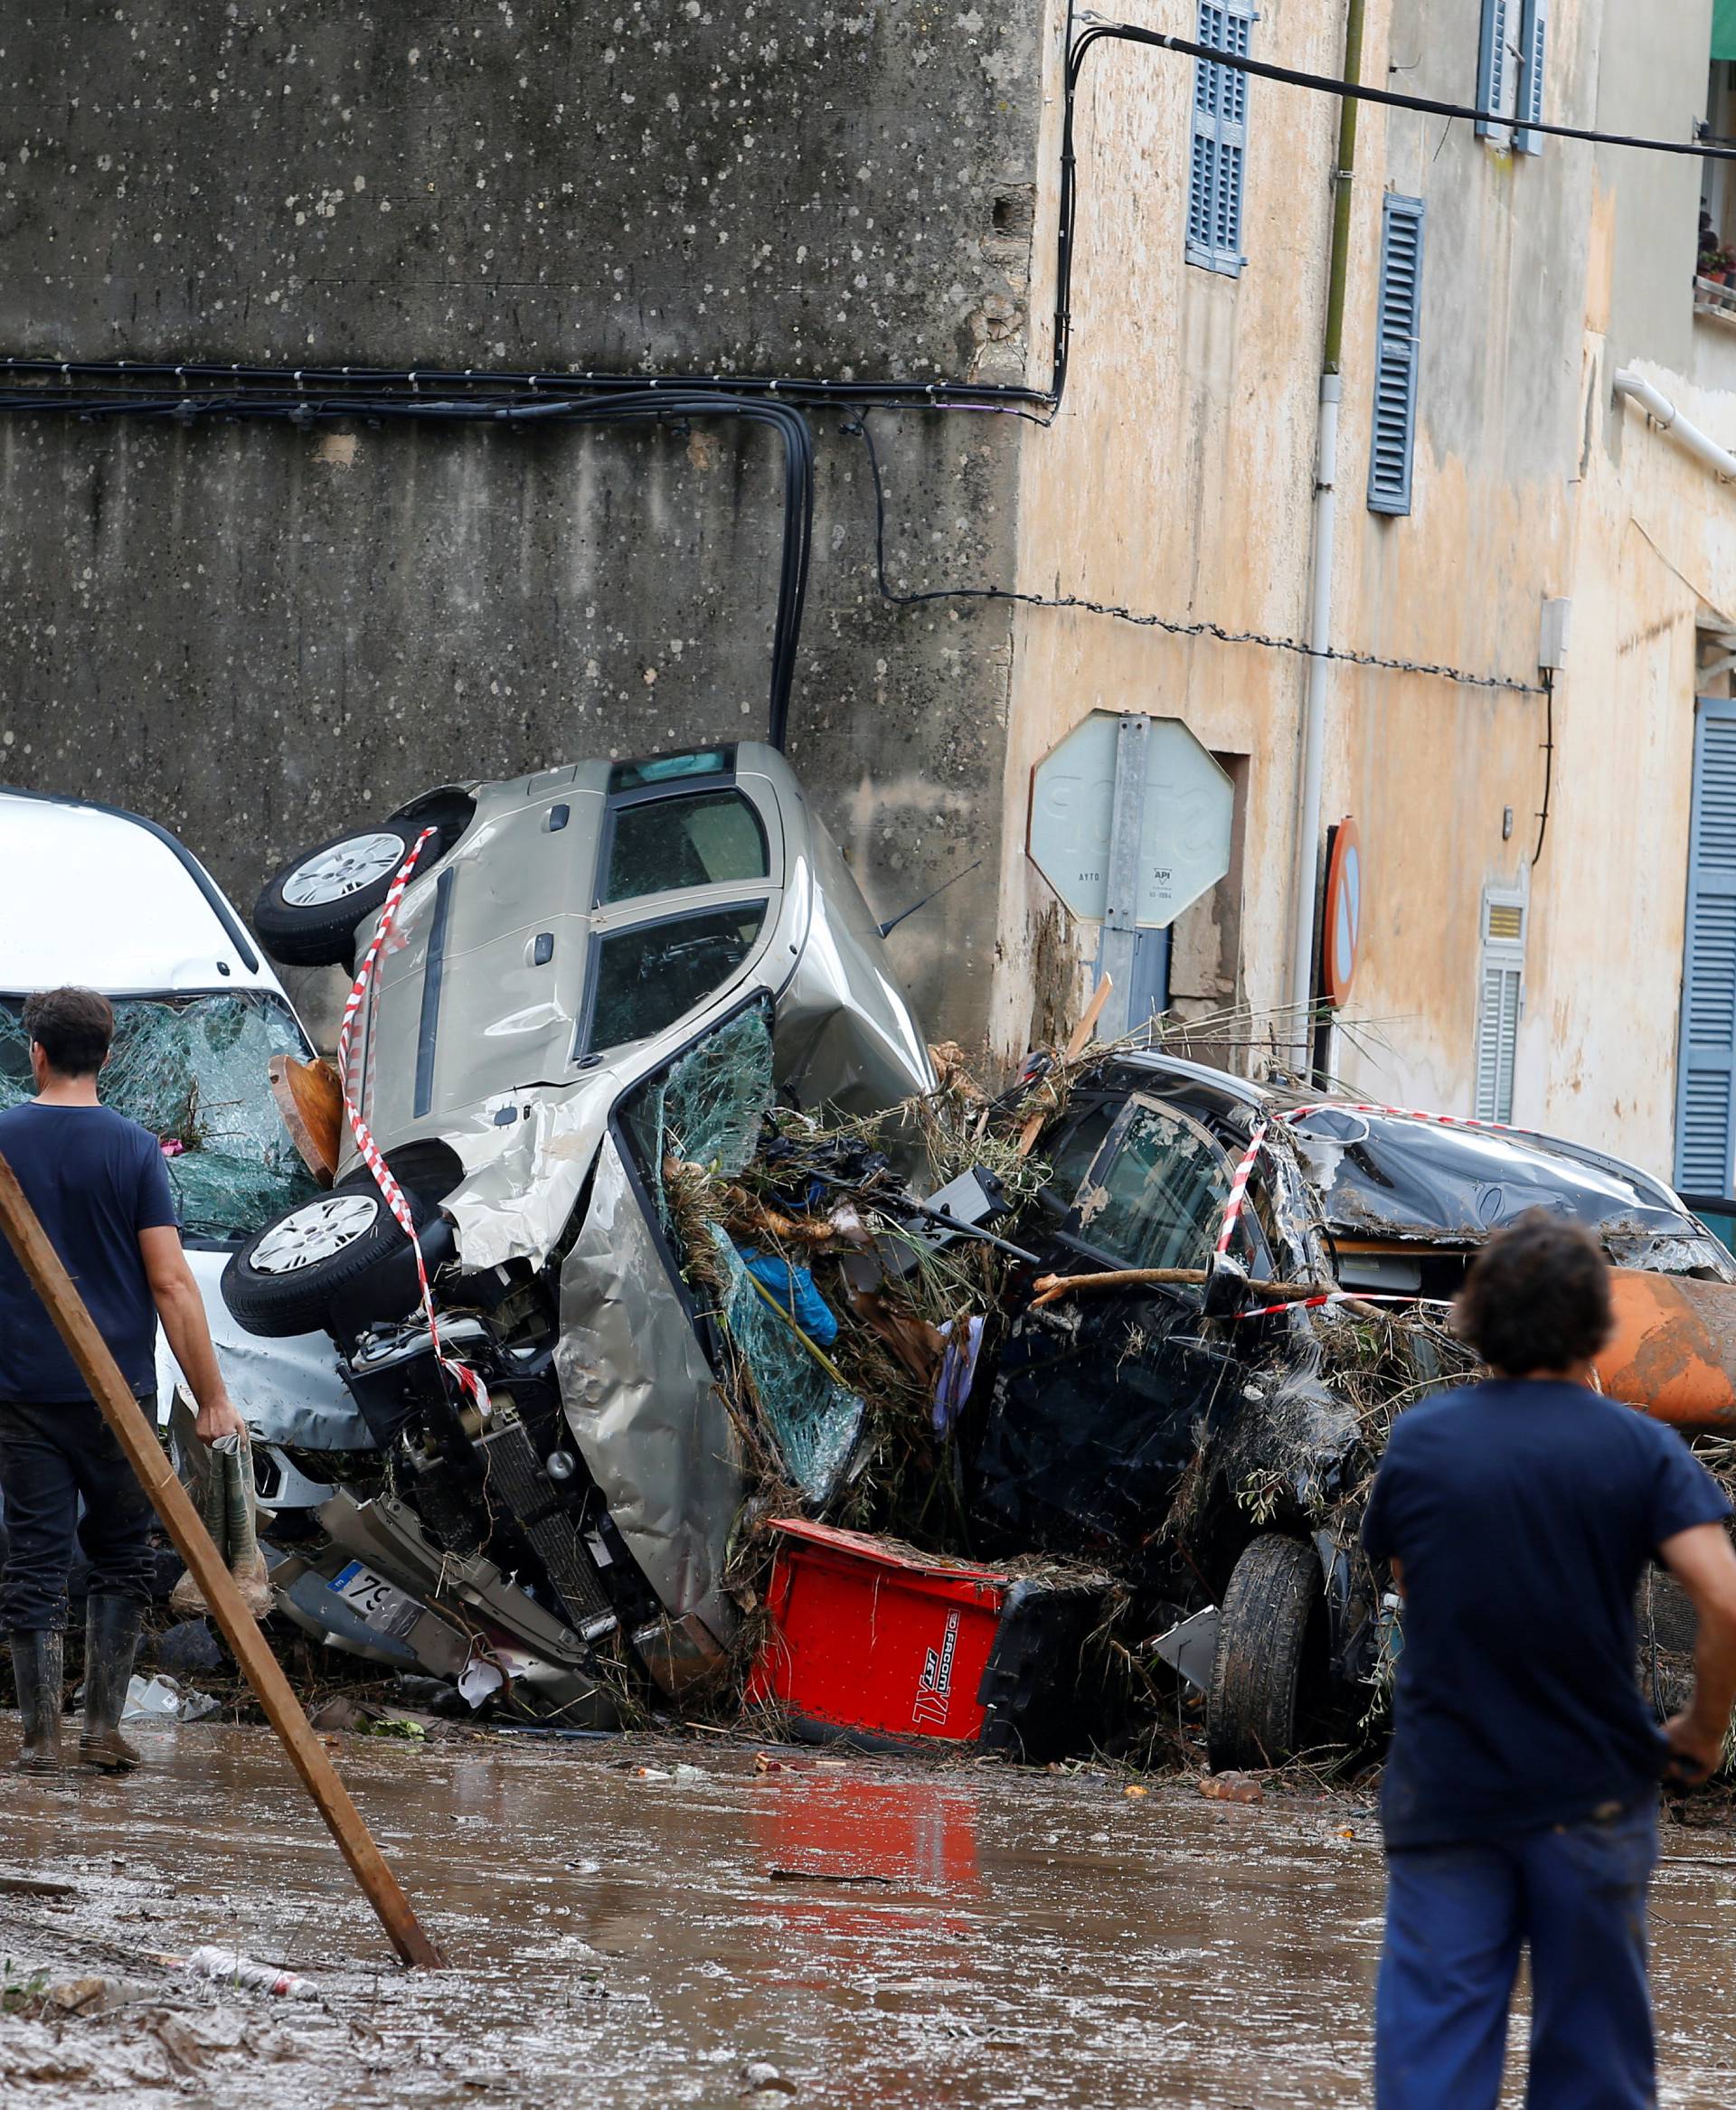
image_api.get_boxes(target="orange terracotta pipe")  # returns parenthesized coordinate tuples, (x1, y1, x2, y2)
(1594, 1269, 1736, 1430)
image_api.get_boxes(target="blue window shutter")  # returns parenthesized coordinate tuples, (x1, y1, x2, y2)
(1515, 0, 1547, 155)
(1476, 0, 1510, 141)
(1675, 701, 1736, 1198)
(1185, 0, 1252, 278)
(1368, 195, 1425, 516)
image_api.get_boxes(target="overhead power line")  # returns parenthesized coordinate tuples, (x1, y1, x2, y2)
(848, 415, 1543, 698)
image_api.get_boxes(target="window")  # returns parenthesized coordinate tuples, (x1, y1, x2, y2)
(603, 790, 769, 905)
(588, 904, 768, 1055)
(1676, 699, 1736, 1197)
(1368, 195, 1426, 516)
(1477, 0, 1547, 155)
(1475, 892, 1526, 1124)
(1187, 0, 1253, 278)
(1071, 1097, 1233, 1271)
(608, 749, 732, 793)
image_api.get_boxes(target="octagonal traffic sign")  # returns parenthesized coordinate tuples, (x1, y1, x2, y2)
(1028, 711, 1234, 928)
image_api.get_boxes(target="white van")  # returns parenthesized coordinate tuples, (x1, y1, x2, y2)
(0, 786, 361, 1471)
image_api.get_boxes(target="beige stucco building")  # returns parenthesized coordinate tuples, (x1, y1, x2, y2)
(978, 0, 1736, 1208)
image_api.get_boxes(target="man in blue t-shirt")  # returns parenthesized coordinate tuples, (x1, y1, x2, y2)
(0, 986, 241, 1776)
(1363, 1210, 1736, 2110)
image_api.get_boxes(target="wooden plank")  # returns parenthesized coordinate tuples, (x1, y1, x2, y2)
(1016, 974, 1114, 1158)
(268, 1054, 342, 1187)
(0, 1151, 444, 1971)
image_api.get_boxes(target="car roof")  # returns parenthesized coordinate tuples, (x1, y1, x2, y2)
(0, 787, 280, 994)
(1099, 1048, 1700, 1244)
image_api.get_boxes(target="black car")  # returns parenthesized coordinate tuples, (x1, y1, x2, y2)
(968, 1052, 1733, 1767)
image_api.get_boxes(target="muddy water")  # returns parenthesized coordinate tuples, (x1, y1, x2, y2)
(2, 1724, 1733, 2105)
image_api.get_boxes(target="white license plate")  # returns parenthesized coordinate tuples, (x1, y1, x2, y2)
(329, 1559, 422, 1641)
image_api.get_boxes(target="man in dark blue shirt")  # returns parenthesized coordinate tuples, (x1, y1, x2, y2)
(0, 987, 241, 1776)
(1363, 1210, 1736, 2110)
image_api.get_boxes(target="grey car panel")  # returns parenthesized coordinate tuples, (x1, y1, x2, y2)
(554, 1131, 744, 1648)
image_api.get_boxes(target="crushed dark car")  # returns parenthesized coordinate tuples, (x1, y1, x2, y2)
(968, 1050, 1736, 1768)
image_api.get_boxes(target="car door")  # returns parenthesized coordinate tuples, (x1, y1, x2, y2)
(969, 1091, 1268, 1581)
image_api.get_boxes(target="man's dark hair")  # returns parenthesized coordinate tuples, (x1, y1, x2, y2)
(23, 986, 116, 1079)
(1454, 1210, 1612, 1375)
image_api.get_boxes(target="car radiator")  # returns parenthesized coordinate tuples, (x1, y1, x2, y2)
(476, 1419, 618, 1641)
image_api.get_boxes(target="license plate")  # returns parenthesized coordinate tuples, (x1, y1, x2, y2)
(329, 1559, 422, 1642)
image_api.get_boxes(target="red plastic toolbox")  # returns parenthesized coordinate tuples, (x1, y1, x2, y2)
(746, 1520, 1011, 1744)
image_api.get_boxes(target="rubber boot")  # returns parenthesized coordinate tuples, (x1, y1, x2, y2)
(79, 1596, 142, 1773)
(8, 1630, 65, 1776)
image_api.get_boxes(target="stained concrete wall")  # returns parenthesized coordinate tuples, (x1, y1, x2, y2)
(0, 2, 1047, 1044)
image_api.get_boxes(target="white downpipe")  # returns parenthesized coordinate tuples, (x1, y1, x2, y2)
(1287, 372, 1342, 1062)
(1613, 369, 1736, 482)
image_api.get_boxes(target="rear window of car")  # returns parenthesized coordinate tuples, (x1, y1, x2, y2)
(603, 790, 769, 905)
(588, 904, 769, 1053)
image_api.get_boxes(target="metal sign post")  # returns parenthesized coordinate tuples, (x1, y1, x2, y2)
(1094, 713, 1149, 1041)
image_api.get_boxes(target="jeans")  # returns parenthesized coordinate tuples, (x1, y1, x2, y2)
(1376, 1799, 1658, 2110)
(0, 1399, 156, 1630)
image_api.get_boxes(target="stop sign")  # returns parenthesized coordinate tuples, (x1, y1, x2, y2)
(1028, 711, 1234, 928)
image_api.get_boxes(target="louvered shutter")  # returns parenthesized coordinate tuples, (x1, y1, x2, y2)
(1475, 896, 1525, 1125)
(1675, 701, 1736, 1197)
(1186, 0, 1252, 278)
(1477, 0, 1511, 141)
(1515, 0, 1547, 155)
(1368, 195, 1425, 516)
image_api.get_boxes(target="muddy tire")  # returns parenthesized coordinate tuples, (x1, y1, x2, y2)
(1206, 1533, 1326, 1773)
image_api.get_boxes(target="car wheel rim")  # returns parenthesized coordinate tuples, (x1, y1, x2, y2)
(281, 833, 409, 907)
(252, 1194, 382, 1274)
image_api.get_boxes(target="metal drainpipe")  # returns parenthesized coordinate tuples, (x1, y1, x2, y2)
(1286, 0, 1365, 1072)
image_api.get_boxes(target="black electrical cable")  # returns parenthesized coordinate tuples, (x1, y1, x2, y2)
(1532, 668, 1556, 864)
(0, 386, 814, 754)
(846, 413, 1543, 698)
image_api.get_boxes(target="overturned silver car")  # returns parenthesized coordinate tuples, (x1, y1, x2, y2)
(225, 745, 934, 1719)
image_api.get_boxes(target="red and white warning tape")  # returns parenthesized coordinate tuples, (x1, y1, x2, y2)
(1279, 1100, 1524, 1135)
(1232, 1291, 1455, 1323)
(1214, 1118, 1268, 1257)
(335, 829, 489, 1417)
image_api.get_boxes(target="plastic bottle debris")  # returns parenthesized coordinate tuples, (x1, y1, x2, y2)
(179, 1948, 317, 2000)
(120, 1673, 220, 1725)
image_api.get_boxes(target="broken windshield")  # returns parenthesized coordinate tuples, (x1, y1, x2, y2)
(0, 992, 320, 1245)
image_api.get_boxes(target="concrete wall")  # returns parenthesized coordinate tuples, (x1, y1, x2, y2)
(0, 2, 1049, 1044)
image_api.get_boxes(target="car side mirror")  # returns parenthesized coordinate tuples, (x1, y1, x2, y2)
(1202, 1254, 1249, 1319)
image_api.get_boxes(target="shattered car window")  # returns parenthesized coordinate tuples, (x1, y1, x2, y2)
(0, 994, 319, 1244)
(604, 790, 769, 905)
(1071, 1097, 1232, 1271)
(620, 1003, 863, 1504)
(590, 905, 768, 1054)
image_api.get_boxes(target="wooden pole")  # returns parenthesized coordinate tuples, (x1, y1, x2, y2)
(0, 1151, 445, 1971)
(1016, 974, 1114, 1158)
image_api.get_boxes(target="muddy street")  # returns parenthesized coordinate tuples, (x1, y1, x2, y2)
(0, 1725, 1731, 2106)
